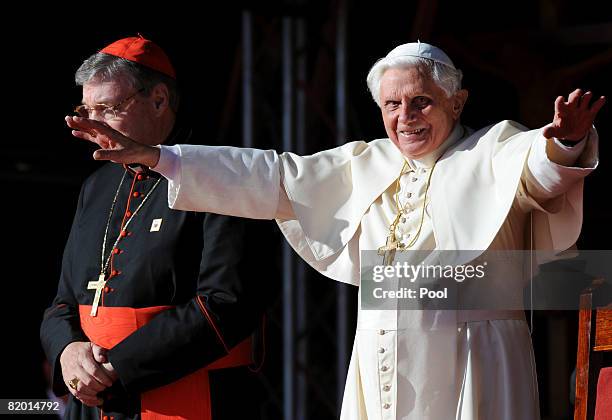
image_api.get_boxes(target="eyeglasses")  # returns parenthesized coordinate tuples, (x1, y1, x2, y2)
(74, 88, 145, 120)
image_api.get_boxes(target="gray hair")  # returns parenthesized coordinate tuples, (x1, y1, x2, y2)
(75, 53, 180, 113)
(366, 56, 463, 107)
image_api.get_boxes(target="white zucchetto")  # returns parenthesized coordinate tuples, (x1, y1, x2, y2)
(385, 41, 456, 69)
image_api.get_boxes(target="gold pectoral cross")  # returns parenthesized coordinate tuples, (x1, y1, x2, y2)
(378, 232, 399, 266)
(87, 274, 107, 317)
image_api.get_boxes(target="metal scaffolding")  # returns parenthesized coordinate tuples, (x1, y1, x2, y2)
(238, 2, 354, 419)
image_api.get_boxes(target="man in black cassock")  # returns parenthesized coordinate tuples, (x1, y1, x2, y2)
(40, 36, 272, 419)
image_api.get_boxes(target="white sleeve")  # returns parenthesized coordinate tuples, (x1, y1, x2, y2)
(152, 144, 181, 180)
(524, 127, 598, 201)
(547, 137, 587, 166)
(153, 144, 283, 220)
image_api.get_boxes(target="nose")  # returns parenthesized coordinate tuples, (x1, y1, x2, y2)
(398, 101, 415, 124)
(88, 110, 106, 122)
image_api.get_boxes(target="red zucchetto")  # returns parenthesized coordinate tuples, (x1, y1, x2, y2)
(100, 35, 176, 79)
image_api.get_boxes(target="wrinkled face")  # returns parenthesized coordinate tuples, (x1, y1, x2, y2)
(379, 66, 467, 159)
(81, 76, 159, 145)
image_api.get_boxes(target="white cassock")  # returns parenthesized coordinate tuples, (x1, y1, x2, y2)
(154, 120, 598, 420)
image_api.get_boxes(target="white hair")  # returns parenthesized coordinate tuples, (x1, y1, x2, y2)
(366, 56, 463, 107)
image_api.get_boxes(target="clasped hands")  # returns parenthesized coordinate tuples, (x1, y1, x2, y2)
(59, 341, 117, 407)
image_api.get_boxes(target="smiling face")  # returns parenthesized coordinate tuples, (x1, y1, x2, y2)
(379, 66, 467, 159)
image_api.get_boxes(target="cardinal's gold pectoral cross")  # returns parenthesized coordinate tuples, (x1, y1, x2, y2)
(87, 274, 107, 316)
(378, 231, 400, 266)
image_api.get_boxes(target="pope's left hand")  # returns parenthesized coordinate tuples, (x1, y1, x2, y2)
(65, 116, 160, 168)
(542, 89, 605, 142)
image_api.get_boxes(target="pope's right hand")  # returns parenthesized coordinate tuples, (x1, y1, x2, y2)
(59, 341, 114, 407)
(65, 116, 161, 168)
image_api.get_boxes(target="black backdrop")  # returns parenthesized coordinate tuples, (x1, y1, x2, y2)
(2, 2, 611, 419)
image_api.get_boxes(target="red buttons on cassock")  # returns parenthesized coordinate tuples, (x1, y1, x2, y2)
(132, 191, 140, 198)
(111, 270, 118, 277)
(104, 286, 110, 293)
(126, 211, 132, 217)
(103, 416, 109, 420)
(113, 248, 120, 255)
(137, 174, 144, 181)
(120, 230, 128, 237)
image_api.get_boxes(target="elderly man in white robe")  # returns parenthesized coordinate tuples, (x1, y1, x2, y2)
(66, 42, 604, 420)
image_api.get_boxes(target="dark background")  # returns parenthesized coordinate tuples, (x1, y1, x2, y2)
(1, 1, 611, 419)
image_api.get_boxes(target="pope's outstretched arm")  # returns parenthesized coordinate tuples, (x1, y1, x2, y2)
(522, 89, 604, 203)
(65, 88, 606, 228)
(65, 115, 296, 220)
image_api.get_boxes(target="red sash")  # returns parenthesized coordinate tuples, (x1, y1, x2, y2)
(79, 305, 252, 420)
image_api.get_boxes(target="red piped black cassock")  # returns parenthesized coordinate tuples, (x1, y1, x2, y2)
(40, 124, 273, 419)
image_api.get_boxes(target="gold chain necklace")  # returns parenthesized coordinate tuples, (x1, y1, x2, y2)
(377, 126, 465, 265)
(377, 156, 440, 264)
(100, 172, 126, 274)
(100, 172, 162, 274)
(88, 171, 162, 316)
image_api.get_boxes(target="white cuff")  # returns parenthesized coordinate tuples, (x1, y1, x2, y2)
(526, 129, 598, 197)
(152, 144, 181, 181)
(547, 136, 587, 166)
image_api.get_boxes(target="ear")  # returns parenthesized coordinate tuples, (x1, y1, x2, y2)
(150, 83, 170, 116)
(451, 89, 469, 119)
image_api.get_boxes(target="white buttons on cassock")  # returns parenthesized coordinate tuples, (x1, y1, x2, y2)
(377, 329, 395, 418)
